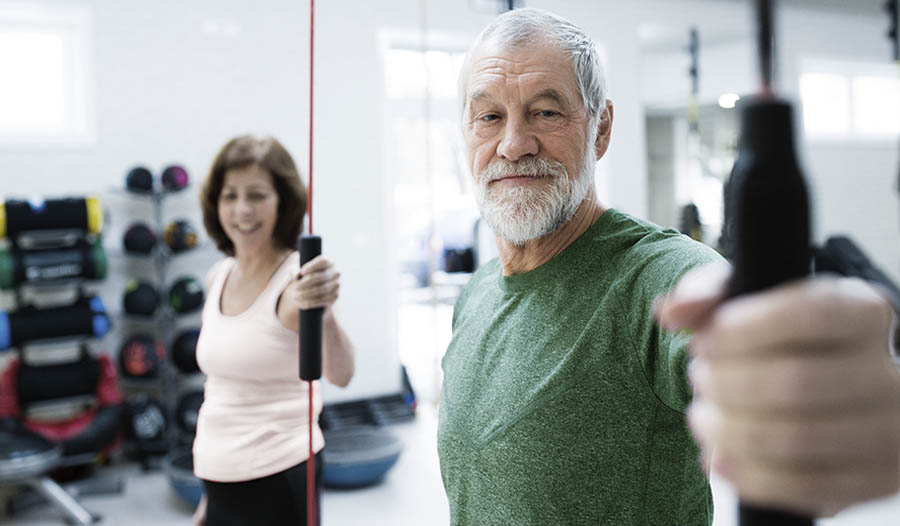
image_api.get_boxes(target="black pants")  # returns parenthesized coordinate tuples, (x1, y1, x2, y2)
(202, 452, 323, 526)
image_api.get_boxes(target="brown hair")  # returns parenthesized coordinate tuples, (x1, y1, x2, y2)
(200, 135, 307, 256)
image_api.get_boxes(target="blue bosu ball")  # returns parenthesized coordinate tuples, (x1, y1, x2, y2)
(322, 427, 403, 489)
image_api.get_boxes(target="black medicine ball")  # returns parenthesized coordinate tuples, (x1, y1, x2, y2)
(161, 165, 189, 191)
(124, 394, 167, 443)
(123, 223, 157, 255)
(172, 328, 201, 374)
(123, 279, 160, 316)
(169, 277, 204, 314)
(176, 390, 204, 435)
(118, 334, 166, 378)
(125, 166, 154, 194)
(164, 220, 198, 253)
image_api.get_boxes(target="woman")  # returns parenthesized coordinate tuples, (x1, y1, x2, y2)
(191, 135, 354, 526)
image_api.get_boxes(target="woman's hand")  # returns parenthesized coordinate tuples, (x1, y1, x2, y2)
(276, 254, 355, 386)
(284, 255, 340, 310)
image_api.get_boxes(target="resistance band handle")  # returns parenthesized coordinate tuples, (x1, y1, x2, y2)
(728, 100, 813, 526)
(298, 234, 323, 381)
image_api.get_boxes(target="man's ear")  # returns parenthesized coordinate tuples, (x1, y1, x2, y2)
(594, 99, 614, 159)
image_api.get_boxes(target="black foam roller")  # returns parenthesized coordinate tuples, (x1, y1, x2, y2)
(298, 235, 322, 381)
(727, 99, 812, 526)
(0, 296, 111, 350)
(3, 197, 102, 238)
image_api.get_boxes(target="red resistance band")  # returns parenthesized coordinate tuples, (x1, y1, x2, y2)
(307, 2, 316, 526)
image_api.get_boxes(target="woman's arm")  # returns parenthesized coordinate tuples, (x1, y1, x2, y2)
(321, 307, 354, 387)
(277, 255, 355, 387)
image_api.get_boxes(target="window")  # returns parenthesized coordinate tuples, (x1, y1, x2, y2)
(799, 60, 900, 139)
(0, 3, 93, 146)
(381, 33, 476, 403)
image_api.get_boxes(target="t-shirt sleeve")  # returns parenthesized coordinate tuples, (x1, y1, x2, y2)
(631, 235, 724, 412)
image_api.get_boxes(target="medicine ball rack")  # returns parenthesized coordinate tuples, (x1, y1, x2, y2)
(111, 177, 207, 468)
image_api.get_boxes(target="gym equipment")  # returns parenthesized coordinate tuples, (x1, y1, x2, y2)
(163, 448, 203, 508)
(125, 166, 154, 194)
(0, 243, 107, 289)
(321, 427, 403, 489)
(303, 5, 322, 523)
(122, 279, 160, 316)
(176, 391, 203, 435)
(815, 236, 900, 311)
(443, 248, 474, 273)
(171, 328, 201, 374)
(161, 165, 189, 192)
(168, 277, 204, 314)
(163, 220, 198, 253)
(299, 235, 323, 382)
(123, 394, 168, 455)
(3, 351, 123, 458)
(0, 197, 103, 241)
(729, 1, 812, 524)
(0, 423, 100, 525)
(118, 335, 165, 379)
(0, 296, 110, 350)
(122, 223, 157, 255)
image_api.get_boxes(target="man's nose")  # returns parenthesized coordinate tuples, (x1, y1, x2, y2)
(496, 115, 539, 162)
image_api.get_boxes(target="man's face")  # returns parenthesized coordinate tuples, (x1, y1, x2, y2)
(462, 41, 597, 245)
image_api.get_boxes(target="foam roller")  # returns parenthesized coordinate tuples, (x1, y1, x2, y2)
(0, 197, 103, 239)
(0, 243, 107, 289)
(0, 296, 111, 350)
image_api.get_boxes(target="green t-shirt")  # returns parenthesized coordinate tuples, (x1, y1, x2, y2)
(438, 209, 723, 526)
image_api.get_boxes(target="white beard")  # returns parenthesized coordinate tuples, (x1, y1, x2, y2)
(475, 151, 595, 246)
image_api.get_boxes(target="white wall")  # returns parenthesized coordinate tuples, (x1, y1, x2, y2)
(777, 4, 900, 283)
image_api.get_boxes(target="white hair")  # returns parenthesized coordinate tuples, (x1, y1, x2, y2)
(459, 7, 607, 128)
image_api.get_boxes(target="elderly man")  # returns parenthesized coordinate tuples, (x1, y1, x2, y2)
(437, 7, 900, 526)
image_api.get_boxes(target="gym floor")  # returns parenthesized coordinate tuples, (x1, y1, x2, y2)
(3, 403, 900, 526)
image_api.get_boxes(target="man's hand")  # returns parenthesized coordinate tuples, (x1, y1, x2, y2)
(655, 262, 900, 516)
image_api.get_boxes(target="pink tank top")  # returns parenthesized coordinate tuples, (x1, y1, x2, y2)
(193, 252, 324, 482)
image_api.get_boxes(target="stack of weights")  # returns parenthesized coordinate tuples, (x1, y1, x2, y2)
(0, 196, 122, 460)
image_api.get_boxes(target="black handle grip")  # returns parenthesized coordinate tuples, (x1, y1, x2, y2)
(728, 99, 813, 526)
(298, 235, 322, 381)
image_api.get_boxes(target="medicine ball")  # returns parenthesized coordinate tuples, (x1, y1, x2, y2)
(123, 279, 160, 316)
(172, 328, 201, 374)
(176, 390, 204, 435)
(118, 334, 166, 378)
(125, 166, 154, 194)
(124, 394, 167, 445)
(161, 165, 189, 192)
(164, 220, 197, 253)
(169, 277, 204, 314)
(123, 223, 157, 255)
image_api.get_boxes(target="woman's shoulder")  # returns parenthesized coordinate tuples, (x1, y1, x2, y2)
(205, 257, 234, 290)
(271, 251, 300, 287)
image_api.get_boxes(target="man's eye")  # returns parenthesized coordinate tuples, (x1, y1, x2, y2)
(538, 110, 560, 118)
(480, 114, 500, 122)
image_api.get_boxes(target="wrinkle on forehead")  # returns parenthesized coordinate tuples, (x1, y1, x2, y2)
(464, 44, 580, 108)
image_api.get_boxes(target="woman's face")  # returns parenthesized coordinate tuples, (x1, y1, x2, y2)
(218, 164, 280, 255)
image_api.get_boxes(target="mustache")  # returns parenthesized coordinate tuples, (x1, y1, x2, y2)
(480, 158, 568, 183)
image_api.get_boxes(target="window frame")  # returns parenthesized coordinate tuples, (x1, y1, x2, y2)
(0, 3, 94, 148)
